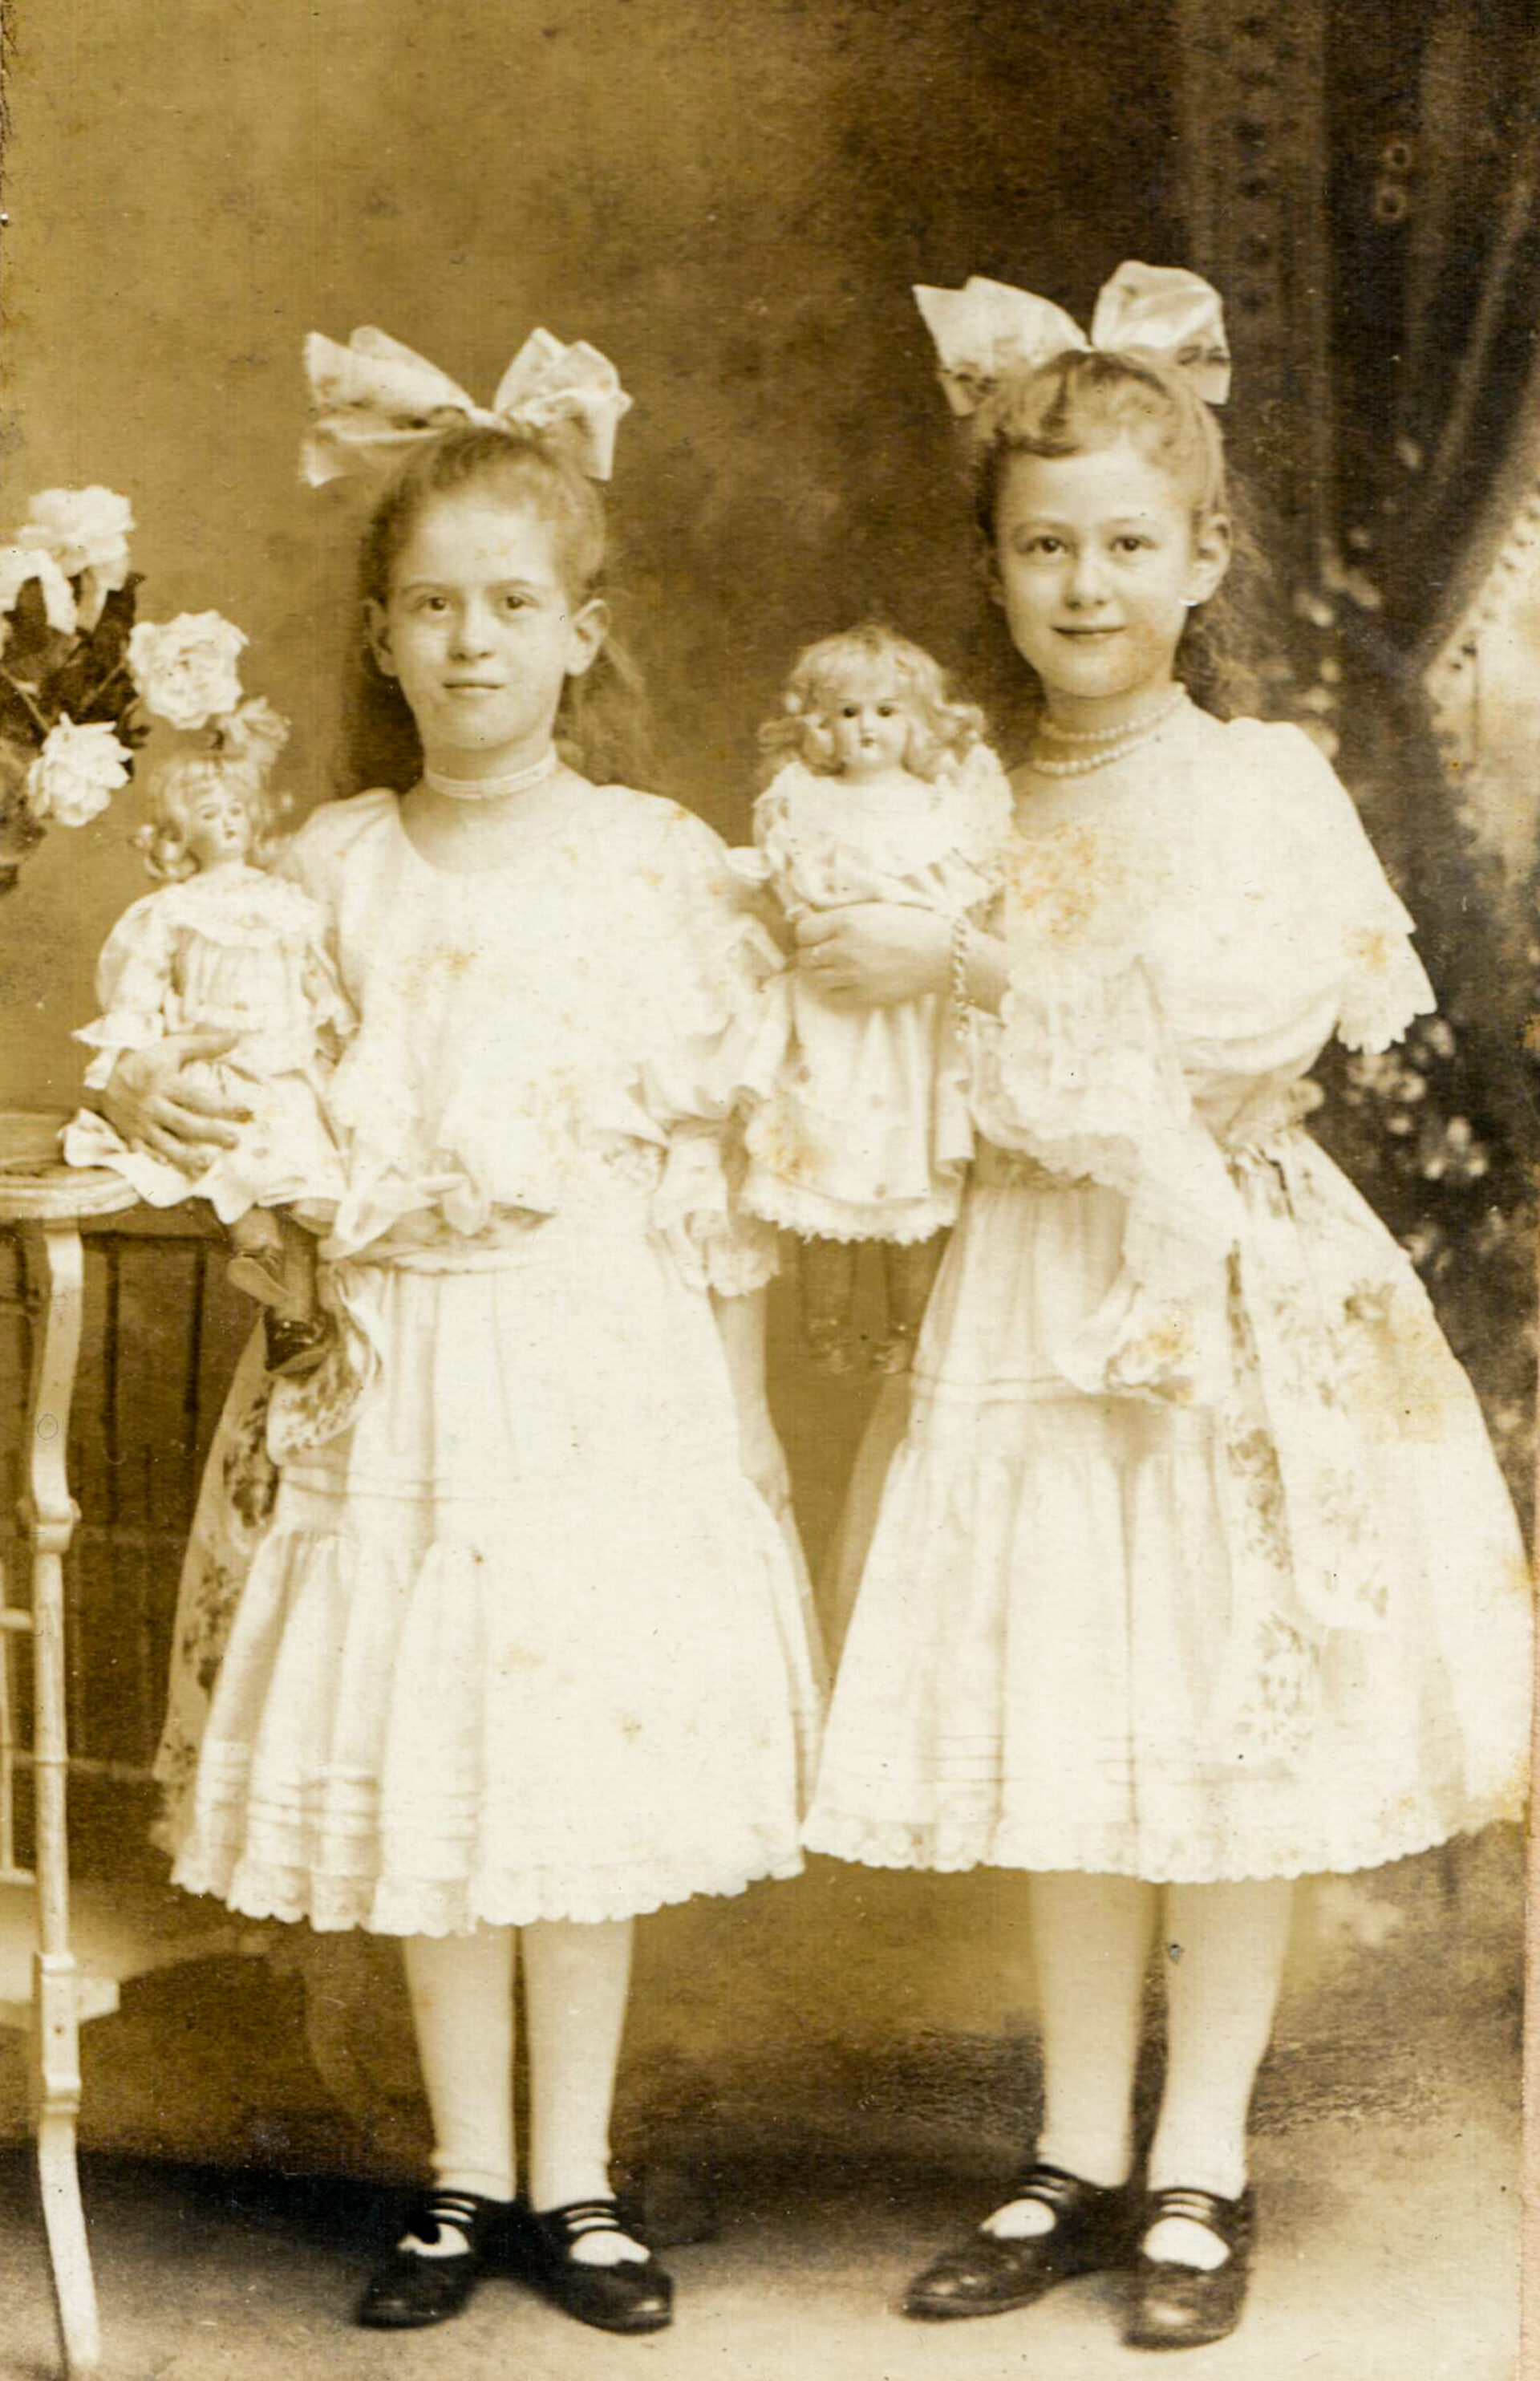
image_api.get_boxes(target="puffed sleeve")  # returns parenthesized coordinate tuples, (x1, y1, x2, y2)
(1277, 726, 1434, 1054)
(639, 802, 787, 1296)
(73, 891, 179, 1092)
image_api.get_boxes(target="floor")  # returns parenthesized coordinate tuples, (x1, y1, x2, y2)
(0, 2091, 1519, 2381)
(0, 1842, 1524, 2381)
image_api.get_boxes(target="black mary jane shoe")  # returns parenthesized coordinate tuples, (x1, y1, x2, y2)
(355, 2188, 503, 2330)
(903, 2163, 1138, 2322)
(1124, 2184, 1255, 2351)
(522, 2198, 674, 2334)
(262, 1309, 331, 1378)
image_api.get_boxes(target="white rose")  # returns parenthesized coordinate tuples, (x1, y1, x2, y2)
(0, 545, 76, 656)
(16, 487, 135, 629)
(25, 716, 133, 827)
(128, 611, 247, 731)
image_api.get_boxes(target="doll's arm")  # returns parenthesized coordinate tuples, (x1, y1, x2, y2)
(74, 899, 183, 1089)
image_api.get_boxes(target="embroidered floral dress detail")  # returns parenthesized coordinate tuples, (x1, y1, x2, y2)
(806, 705, 1529, 1884)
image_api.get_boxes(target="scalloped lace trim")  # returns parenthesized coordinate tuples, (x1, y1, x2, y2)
(744, 1179, 961, 1243)
(803, 1800, 1523, 1886)
(170, 1831, 805, 1934)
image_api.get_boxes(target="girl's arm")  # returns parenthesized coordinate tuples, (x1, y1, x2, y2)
(711, 1284, 792, 1511)
(794, 905, 1009, 1012)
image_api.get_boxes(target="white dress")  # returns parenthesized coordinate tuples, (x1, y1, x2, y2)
(157, 781, 825, 1934)
(736, 749, 1011, 1241)
(804, 703, 1531, 1884)
(63, 865, 349, 1222)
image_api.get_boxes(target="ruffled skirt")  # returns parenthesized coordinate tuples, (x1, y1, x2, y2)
(160, 1212, 824, 1932)
(804, 1149, 1531, 1883)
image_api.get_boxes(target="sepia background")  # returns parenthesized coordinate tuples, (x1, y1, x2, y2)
(0, 0, 1534, 2371)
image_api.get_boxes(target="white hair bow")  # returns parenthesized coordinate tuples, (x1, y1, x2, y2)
(913, 262, 1230, 418)
(301, 325, 632, 487)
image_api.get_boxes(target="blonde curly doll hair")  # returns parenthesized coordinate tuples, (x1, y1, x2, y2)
(133, 750, 292, 885)
(759, 622, 986, 784)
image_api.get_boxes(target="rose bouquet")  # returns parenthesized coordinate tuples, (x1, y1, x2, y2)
(0, 485, 285, 890)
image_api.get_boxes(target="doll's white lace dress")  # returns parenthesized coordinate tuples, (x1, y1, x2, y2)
(736, 748, 1011, 1242)
(805, 702, 1530, 1883)
(156, 781, 825, 1933)
(63, 866, 349, 1219)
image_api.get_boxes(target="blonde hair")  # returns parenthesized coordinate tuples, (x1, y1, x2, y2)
(135, 752, 286, 884)
(760, 623, 985, 781)
(969, 347, 1270, 719)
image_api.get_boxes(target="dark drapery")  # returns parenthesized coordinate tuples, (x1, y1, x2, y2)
(1177, 0, 1540, 1501)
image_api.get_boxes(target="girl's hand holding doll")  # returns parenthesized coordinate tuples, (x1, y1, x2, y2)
(796, 903, 1007, 1013)
(102, 1028, 249, 1162)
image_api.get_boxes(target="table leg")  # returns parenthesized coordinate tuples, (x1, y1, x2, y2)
(21, 1219, 101, 2379)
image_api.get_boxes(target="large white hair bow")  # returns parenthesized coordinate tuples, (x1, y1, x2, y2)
(913, 262, 1230, 418)
(302, 325, 632, 487)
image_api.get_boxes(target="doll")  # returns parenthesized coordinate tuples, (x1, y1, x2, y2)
(64, 746, 351, 1373)
(737, 623, 1010, 1370)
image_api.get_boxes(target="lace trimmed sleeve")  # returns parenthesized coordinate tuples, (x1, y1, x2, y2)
(970, 818, 1243, 1405)
(640, 801, 787, 1296)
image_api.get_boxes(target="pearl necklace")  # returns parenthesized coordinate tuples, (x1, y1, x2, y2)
(1029, 688, 1186, 778)
(423, 747, 559, 801)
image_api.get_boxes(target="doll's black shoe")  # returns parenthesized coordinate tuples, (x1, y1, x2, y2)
(262, 1310, 330, 1377)
(804, 1317, 855, 1374)
(869, 1324, 917, 1375)
(903, 2163, 1137, 2320)
(1123, 2184, 1255, 2351)
(521, 2198, 674, 2334)
(355, 2189, 501, 2329)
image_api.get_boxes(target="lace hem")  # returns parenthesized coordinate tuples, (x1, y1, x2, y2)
(168, 1832, 806, 1934)
(803, 1799, 1524, 1886)
(744, 1177, 960, 1243)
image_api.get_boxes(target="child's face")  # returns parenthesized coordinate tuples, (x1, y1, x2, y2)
(823, 679, 911, 779)
(992, 436, 1229, 726)
(182, 778, 255, 871)
(367, 488, 606, 777)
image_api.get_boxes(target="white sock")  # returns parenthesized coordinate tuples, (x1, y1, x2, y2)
(985, 1873, 1155, 2240)
(1144, 1878, 1293, 2268)
(401, 1927, 518, 2249)
(523, 1917, 646, 2266)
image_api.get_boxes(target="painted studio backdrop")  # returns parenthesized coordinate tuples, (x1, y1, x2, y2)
(0, 0, 1534, 2237)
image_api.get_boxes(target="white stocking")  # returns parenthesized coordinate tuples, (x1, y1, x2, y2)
(987, 1872, 1157, 2240)
(401, 1926, 517, 2247)
(522, 1915, 645, 2265)
(1145, 1877, 1294, 2267)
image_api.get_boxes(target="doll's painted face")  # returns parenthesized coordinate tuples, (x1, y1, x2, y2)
(820, 679, 913, 780)
(180, 774, 257, 872)
(367, 487, 607, 780)
(993, 436, 1229, 730)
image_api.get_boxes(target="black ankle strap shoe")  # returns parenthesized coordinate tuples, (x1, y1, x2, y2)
(1124, 2183, 1256, 2351)
(355, 2188, 501, 2330)
(903, 2163, 1138, 2322)
(523, 2198, 674, 2334)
